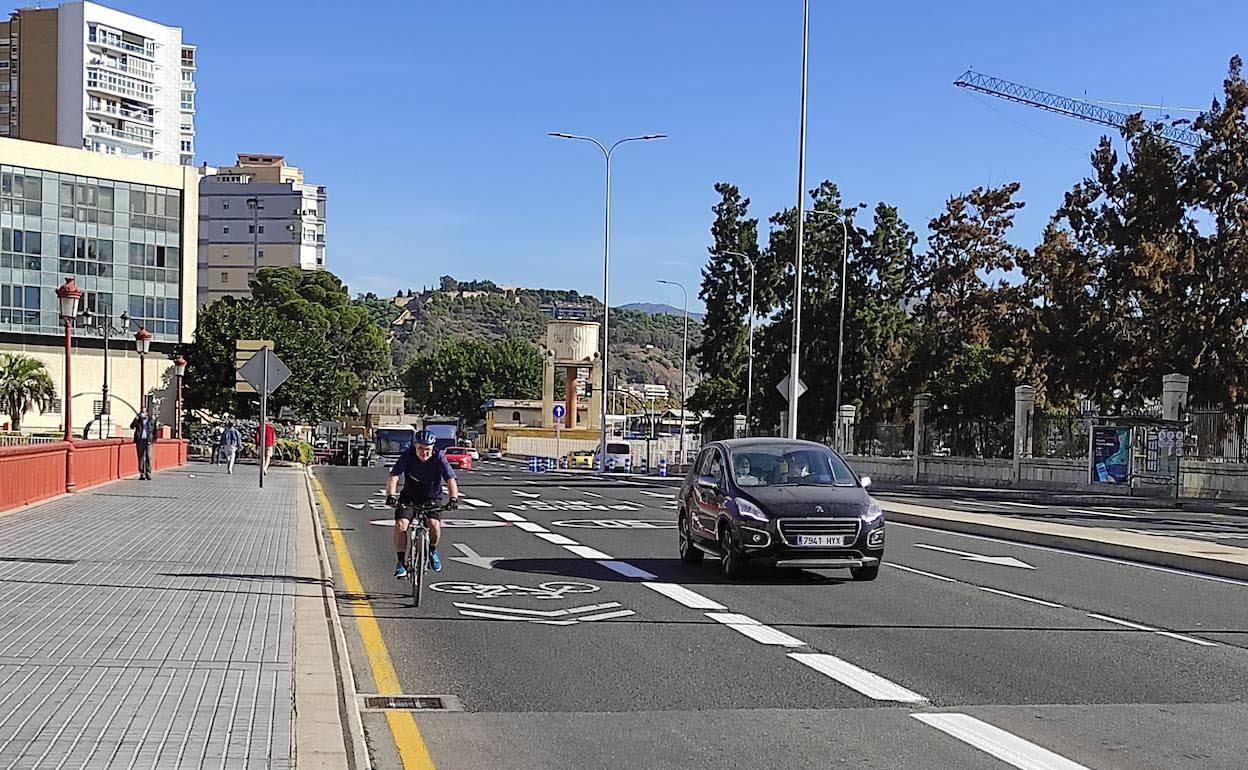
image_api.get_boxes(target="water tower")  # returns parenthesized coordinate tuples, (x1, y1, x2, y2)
(541, 320, 602, 430)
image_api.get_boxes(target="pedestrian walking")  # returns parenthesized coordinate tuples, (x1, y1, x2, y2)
(210, 424, 224, 465)
(130, 409, 154, 480)
(256, 421, 277, 476)
(220, 421, 243, 474)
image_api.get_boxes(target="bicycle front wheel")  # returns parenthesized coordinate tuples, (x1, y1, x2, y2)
(413, 528, 429, 608)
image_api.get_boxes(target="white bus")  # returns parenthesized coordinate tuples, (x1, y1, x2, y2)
(374, 424, 416, 467)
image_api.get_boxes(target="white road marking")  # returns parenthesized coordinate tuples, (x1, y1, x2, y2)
(461, 497, 492, 508)
(608, 504, 642, 511)
(346, 503, 365, 510)
(1155, 631, 1219, 647)
(513, 490, 541, 498)
(494, 511, 526, 522)
(515, 522, 549, 533)
(597, 560, 657, 579)
(535, 532, 579, 546)
(639, 491, 674, 499)
(706, 613, 805, 647)
(1088, 508, 1138, 519)
(455, 610, 575, 626)
(454, 601, 622, 617)
(912, 713, 1092, 770)
(885, 563, 956, 582)
(978, 586, 1063, 608)
(788, 653, 927, 703)
(1086, 613, 1154, 631)
(994, 500, 1047, 509)
(507, 504, 526, 510)
(580, 490, 604, 498)
(914, 544, 1035, 569)
(564, 545, 612, 560)
(644, 583, 726, 610)
(1066, 507, 1133, 518)
(891, 522, 1248, 587)
(574, 608, 638, 622)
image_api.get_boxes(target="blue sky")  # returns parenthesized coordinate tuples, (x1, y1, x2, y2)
(112, 0, 1248, 310)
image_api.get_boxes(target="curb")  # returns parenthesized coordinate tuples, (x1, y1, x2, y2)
(885, 508, 1248, 582)
(868, 481, 1246, 515)
(304, 468, 372, 770)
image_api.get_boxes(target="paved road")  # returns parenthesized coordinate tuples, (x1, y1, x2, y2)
(316, 460, 1248, 770)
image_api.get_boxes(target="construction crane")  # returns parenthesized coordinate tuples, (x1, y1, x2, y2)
(953, 69, 1202, 149)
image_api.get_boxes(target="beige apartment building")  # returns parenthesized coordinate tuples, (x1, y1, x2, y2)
(0, 2, 196, 166)
(197, 154, 326, 305)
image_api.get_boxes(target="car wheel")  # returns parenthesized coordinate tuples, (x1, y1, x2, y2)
(678, 511, 703, 565)
(719, 524, 748, 580)
(850, 564, 880, 582)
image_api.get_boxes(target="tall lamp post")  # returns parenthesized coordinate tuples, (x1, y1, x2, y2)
(787, 0, 811, 439)
(657, 279, 689, 468)
(134, 327, 152, 415)
(810, 209, 849, 449)
(548, 131, 666, 469)
(717, 250, 755, 435)
(80, 309, 130, 439)
(56, 278, 82, 492)
(173, 355, 187, 439)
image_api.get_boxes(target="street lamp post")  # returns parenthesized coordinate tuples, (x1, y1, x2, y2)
(657, 279, 689, 468)
(810, 209, 849, 449)
(548, 131, 666, 469)
(134, 327, 152, 415)
(717, 250, 755, 436)
(173, 355, 187, 439)
(787, 0, 811, 440)
(79, 309, 131, 439)
(56, 278, 82, 493)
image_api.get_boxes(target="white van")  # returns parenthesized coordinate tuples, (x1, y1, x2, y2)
(596, 442, 632, 473)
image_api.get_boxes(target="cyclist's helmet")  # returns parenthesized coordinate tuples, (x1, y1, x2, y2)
(414, 430, 437, 446)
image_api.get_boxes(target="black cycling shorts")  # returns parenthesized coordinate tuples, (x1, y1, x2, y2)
(395, 499, 443, 522)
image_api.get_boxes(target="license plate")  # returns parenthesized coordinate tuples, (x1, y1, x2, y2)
(795, 535, 846, 547)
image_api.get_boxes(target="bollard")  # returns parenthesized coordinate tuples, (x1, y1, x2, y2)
(559, 456, 568, 470)
(528, 456, 540, 473)
(658, 458, 668, 477)
(545, 457, 555, 472)
(624, 456, 632, 474)
(607, 457, 616, 473)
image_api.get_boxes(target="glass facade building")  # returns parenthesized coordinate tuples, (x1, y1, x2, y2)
(0, 162, 182, 341)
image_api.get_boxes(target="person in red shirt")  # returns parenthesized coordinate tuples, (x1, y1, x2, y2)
(256, 422, 277, 475)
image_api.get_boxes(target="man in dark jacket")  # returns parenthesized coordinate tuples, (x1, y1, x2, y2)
(130, 409, 155, 480)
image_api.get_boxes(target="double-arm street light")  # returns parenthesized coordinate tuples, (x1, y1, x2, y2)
(548, 131, 666, 467)
(809, 209, 849, 449)
(657, 279, 688, 467)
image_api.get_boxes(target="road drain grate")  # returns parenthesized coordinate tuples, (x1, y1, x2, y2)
(359, 694, 463, 712)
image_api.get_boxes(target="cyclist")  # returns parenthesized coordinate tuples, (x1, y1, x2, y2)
(385, 429, 460, 578)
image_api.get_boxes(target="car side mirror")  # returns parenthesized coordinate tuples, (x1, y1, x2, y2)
(859, 475, 872, 489)
(697, 475, 719, 490)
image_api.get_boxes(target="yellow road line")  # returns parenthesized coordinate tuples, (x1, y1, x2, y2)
(314, 476, 437, 770)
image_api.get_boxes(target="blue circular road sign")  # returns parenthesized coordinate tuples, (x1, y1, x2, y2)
(552, 404, 567, 419)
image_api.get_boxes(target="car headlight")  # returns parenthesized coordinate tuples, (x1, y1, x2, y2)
(862, 499, 884, 525)
(732, 497, 769, 523)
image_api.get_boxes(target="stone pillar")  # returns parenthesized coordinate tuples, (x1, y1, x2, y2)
(1162, 373, 1190, 422)
(585, 356, 604, 437)
(565, 368, 578, 429)
(541, 349, 556, 428)
(912, 393, 931, 483)
(837, 405, 856, 455)
(1013, 384, 1036, 483)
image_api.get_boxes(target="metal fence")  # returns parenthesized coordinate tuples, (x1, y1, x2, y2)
(1185, 406, 1248, 462)
(1031, 411, 1089, 459)
(923, 416, 1014, 459)
(0, 432, 60, 447)
(853, 422, 913, 457)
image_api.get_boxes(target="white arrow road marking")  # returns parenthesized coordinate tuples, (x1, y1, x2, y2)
(788, 653, 927, 703)
(346, 503, 365, 510)
(448, 544, 503, 571)
(914, 544, 1035, 569)
(912, 713, 1091, 770)
(512, 490, 541, 498)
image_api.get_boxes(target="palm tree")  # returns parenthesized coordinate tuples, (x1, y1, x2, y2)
(0, 353, 56, 431)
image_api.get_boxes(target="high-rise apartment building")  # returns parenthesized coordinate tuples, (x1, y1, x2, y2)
(0, 2, 195, 165)
(197, 154, 327, 305)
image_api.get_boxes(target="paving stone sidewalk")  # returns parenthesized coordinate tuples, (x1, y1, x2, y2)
(0, 464, 301, 769)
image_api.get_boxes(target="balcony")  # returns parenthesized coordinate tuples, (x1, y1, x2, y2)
(86, 71, 154, 103)
(87, 57, 153, 81)
(88, 30, 155, 59)
(88, 121, 155, 147)
(86, 102, 154, 125)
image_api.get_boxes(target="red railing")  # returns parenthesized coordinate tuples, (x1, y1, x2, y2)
(0, 439, 188, 512)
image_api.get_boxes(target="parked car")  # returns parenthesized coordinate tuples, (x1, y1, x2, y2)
(485, 447, 503, 460)
(444, 446, 474, 470)
(567, 450, 595, 469)
(595, 442, 632, 473)
(467, 446, 480, 461)
(676, 438, 884, 581)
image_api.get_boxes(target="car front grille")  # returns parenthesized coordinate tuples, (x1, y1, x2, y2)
(777, 518, 861, 545)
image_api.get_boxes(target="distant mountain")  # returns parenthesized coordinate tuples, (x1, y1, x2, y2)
(619, 302, 706, 322)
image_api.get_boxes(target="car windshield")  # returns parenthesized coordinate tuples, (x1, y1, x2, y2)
(606, 443, 630, 454)
(374, 428, 414, 456)
(728, 444, 857, 487)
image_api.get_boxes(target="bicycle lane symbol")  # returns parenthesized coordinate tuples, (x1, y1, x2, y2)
(429, 581, 636, 625)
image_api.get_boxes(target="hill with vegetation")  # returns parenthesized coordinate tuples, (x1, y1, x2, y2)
(355, 278, 703, 395)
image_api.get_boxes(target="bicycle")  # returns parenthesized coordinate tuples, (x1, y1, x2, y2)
(398, 499, 454, 608)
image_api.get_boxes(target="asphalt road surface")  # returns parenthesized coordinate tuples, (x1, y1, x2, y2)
(315, 460, 1248, 770)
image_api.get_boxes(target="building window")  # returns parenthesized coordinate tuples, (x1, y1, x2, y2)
(58, 235, 113, 277)
(257, 250, 264, 258)
(221, 271, 228, 283)
(223, 225, 229, 234)
(223, 200, 230, 210)
(58, 180, 113, 224)
(1, 227, 41, 269)
(248, 224, 265, 234)
(0, 284, 39, 325)
(511, 411, 521, 423)
(180, 91, 194, 109)
(127, 295, 180, 337)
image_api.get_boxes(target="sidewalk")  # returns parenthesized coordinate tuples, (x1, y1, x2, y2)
(0, 463, 356, 769)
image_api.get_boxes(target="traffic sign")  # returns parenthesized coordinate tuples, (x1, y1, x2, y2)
(239, 347, 291, 395)
(777, 375, 807, 401)
(552, 404, 566, 420)
(234, 339, 275, 393)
